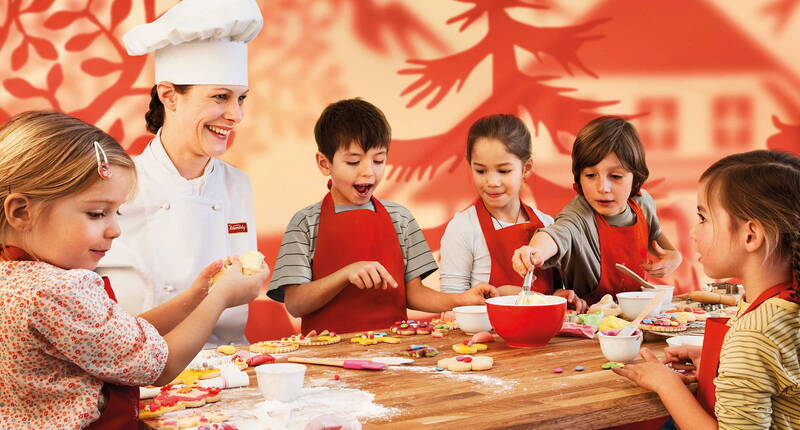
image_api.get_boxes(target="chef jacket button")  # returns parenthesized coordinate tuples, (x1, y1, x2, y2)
(212, 204, 221, 211)
(161, 203, 171, 211)
(163, 284, 175, 293)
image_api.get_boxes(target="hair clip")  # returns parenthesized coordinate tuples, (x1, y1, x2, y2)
(93, 141, 112, 180)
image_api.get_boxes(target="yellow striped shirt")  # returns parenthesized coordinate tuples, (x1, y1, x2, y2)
(715, 297, 800, 429)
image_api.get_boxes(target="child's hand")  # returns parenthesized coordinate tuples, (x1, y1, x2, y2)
(552, 289, 588, 314)
(613, 347, 688, 394)
(511, 245, 546, 277)
(641, 240, 682, 278)
(346, 261, 398, 290)
(662, 345, 702, 380)
(461, 283, 499, 304)
(210, 258, 269, 308)
(190, 259, 225, 296)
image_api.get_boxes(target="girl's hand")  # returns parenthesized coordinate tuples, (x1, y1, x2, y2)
(511, 246, 546, 277)
(210, 258, 269, 308)
(552, 289, 588, 314)
(641, 241, 682, 278)
(190, 259, 225, 297)
(461, 283, 499, 304)
(662, 345, 703, 380)
(613, 348, 688, 393)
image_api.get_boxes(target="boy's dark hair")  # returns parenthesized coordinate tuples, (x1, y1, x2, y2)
(314, 98, 391, 161)
(572, 116, 648, 198)
(466, 114, 531, 163)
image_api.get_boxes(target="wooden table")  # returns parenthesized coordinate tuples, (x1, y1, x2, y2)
(145, 332, 672, 429)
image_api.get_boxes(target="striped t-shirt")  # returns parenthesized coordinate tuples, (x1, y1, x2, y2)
(267, 200, 438, 302)
(715, 296, 800, 429)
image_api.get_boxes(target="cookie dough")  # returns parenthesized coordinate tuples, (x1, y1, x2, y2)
(211, 250, 265, 286)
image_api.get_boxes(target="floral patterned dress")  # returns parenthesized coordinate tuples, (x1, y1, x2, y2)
(0, 251, 168, 429)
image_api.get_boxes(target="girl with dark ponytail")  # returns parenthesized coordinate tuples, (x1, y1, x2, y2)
(615, 149, 800, 430)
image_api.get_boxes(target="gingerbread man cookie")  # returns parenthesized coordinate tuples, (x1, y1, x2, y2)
(437, 355, 493, 371)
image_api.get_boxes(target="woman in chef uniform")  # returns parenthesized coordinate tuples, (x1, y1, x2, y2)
(98, 0, 265, 347)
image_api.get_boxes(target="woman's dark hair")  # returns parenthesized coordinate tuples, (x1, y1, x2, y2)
(145, 84, 192, 134)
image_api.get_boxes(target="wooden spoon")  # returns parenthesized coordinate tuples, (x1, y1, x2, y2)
(614, 263, 656, 289)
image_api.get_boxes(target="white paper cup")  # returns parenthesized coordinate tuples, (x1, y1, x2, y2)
(255, 363, 306, 402)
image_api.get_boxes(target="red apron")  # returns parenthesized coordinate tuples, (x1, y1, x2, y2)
(0, 246, 139, 429)
(696, 281, 793, 417)
(588, 199, 650, 306)
(474, 198, 554, 294)
(303, 193, 407, 334)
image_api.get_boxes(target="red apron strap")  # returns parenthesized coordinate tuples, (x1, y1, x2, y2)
(304, 193, 407, 333)
(589, 199, 649, 305)
(696, 281, 793, 416)
(474, 199, 554, 294)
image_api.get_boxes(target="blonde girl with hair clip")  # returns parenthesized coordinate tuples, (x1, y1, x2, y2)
(615, 150, 800, 430)
(0, 111, 266, 430)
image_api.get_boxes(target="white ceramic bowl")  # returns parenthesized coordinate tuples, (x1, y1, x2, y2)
(641, 284, 674, 308)
(597, 331, 643, 362)
(666, 335, 704, 347)
(452, 305, 492, 334)
(255, 363, 306, 402)
(616, 291, 661, 320)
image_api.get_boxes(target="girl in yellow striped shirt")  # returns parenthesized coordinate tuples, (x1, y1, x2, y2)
(616, 149, 800, 430)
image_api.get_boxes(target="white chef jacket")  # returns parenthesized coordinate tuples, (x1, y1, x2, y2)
(98, 130, 257, 347)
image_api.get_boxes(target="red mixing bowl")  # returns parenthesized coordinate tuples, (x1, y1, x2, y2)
(486, 295, 566, 347)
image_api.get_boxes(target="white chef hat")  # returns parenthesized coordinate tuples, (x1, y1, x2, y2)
(122, 0, 263, 86)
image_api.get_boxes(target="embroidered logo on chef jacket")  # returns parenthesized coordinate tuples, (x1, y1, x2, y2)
(227, 222, 248, 234)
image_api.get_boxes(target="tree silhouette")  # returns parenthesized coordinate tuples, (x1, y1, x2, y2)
(761, 0, 800, 32)
(392, 0, 619, 237)
(1, 0, 156, 153)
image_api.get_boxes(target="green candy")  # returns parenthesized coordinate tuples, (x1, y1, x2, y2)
(601, 361, 625, 369)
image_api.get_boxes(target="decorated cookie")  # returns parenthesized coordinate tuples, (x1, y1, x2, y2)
(280, 334, 311, 346)
(138, 397, 185, 419)
(249, 340, 299, 354)
(170, 363, 220, 386)
(246, 353, 276, 367)
(452, 341, 488, 354)
(639, 314, 688, 332)
(430, 318, 458, 336)
(158, 385, 221, 408)
(437, 355, 493, 371)
(403, 344, 439, 358)
(415, 321, 433, 335)
(351, 333, 401, 345)
(306, 329, 342, 346)
(144, 410, 231, 430)
(389, 320, 433, 335)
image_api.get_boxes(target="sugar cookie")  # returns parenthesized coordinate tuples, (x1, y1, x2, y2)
(437, 355, 493, 371)
(249, 340, 299, 354)
(404, 345, 439, 358)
